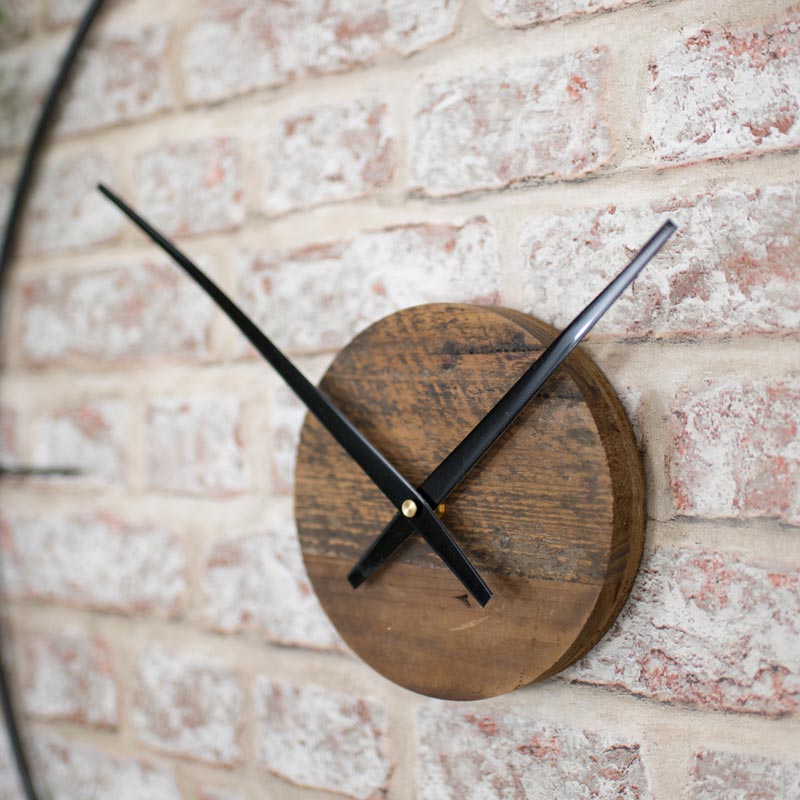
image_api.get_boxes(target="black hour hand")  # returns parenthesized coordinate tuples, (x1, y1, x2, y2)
(98, 185, 492, 607)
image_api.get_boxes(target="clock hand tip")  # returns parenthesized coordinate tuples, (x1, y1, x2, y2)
(347, 566, 366, 589)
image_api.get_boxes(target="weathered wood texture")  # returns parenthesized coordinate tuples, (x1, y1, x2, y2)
(295, 304, 645, 700)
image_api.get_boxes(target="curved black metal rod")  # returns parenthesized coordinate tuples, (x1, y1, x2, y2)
(0, 2, 107, 797)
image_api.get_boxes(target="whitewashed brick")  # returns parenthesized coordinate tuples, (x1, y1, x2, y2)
(263, 99, 394, 215)
(255, 679, 391, 799)
(488, 0, 658, 26)
(33, 733, 181, 800)
(0, 404, 21, 466)
(0, 43, 60, 150)
(670, 379, 800, 526)
(183, 0, 460, 104)
(134, 648, 242, 766)
(0, 726, 23, 800)
(236, 218, 499, 354)
(57, 24, 173, 135)
(417, 703, 651, 798)
(145, 396, 249, 495)
(688, 750, 800, 800)
(22, 152, 121, 254)
(30, 399, 128, 484)
(20, 260, 216, 365)
(0, 0, 32, 46)
(520, 183, 800, 338)
(271, 384, 305, 494)
(411, 48, 611, 196)
(204, 523, 344, 651)
(1, 512, 186, 614)
(20, 628, 117, 728)
(645, 10, 800, 164)
(566, 546, 800, 716)
(135, 137, 245, 237)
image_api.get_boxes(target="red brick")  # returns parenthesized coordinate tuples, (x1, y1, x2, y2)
(262, 98, 394, 216)
(567, 546, 800, 716)
(0, 512, 186, 614)
(645, 8, 800, 165)
(145, 396, 249, 495)
(670, 380, 800, 525)
(0, 0, 32, 46)
(255, 678, 392, 799)
(417, 704, 651, 798)
(235, 218, 499, 354)
(0, 44, 61, 150)
(20, 260, 217, 366)
(183, 0, 459, 104)
(19, 628, 117, 728)
(57, 24, 173, 136)
(30, 399, 128, 485)
(135, 138, 245, 237)
(411, 48, 611, 197)
(134, 648, 242, 766)
(520, 183, 800, 339)
(22, 152, 121, 254)
(204, 525, 344, 652)
(688, 750, 800, 799)
(33, 733, 181, 800)
(488, 0, 654, 26)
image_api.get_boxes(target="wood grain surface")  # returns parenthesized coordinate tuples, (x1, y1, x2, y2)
(295, 304, 646, 700)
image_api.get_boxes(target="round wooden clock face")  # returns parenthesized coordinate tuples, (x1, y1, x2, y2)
(295, 303, 646, 701)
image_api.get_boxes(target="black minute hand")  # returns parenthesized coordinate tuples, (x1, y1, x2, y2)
(349, 220, 677, 588)
(98, 185, 492, 607)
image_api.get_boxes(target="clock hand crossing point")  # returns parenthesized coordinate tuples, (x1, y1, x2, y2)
(97, 184, 492, 607)
(348, 220, 677, 589)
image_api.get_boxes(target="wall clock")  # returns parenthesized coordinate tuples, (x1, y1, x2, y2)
(0, 0, 677, 794)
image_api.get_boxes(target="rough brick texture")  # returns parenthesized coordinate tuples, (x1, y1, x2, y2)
(0, 0, 31, 46)
(0, 43, 57, 150)
(19, 629, 117, 728)
(145, 396, 249, 495)
(204, 524, 344, 651)
(20, 260, 216, 366)
(183, 0, 460, 104)
(0, 404, 21, 465)
(197, 789, 244, 800)
(411, 48, 611, 196)
(22, 152, 121, 254)
(646, 9, 800, 164)
(687, 750, 800, 800)
(30, 399, 128, 484)
(417, 703, 651, 798)
(488, 0, 652, 26)
(135, 138, 245, 237)
(33, 733, 181, 800)
(263, 98, 394, 216)
(1, 512, 186, 614)
(0, 726, 23, 800)
(567, 546, 800, 716)
(57, 24, 173, 136)
(236, 218, 499, 354)
(255, 678, 392, 799)
(521, 183, 800, 338)
(670, 380, 800, 525)
(134, 648, 242, 766)
(270, 385, 306, 494)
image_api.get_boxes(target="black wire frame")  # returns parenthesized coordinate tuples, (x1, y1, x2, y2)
(0, 2, 107, 797)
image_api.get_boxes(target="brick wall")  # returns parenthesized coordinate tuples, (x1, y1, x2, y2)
(0, 1, 798, 798)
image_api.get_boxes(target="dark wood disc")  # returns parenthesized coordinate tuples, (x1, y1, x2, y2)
(294, 304, 645, 700)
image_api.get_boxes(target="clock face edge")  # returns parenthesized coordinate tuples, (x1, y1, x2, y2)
(293, 302, 646, 700)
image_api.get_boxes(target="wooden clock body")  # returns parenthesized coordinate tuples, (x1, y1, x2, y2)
(295, 303, 645, 701)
